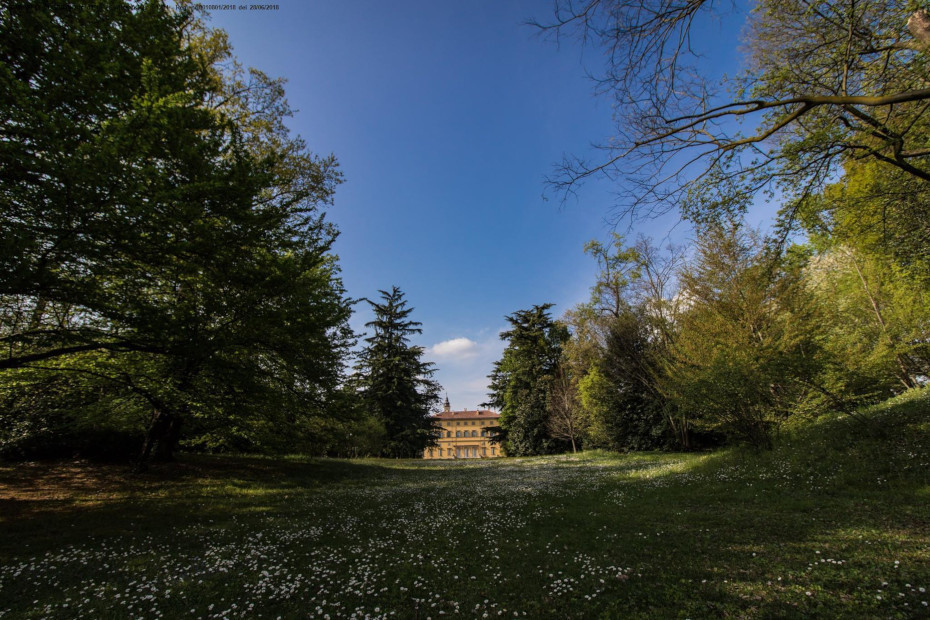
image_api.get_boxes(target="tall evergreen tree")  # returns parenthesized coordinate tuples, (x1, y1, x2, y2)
(354, 287, 441, 458)
(487, 304, 568, 456)
(596, 307, 668, 451)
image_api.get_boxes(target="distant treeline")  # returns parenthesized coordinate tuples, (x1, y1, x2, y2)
(488, 204, 929, 455)
(488, 0, 930, 455)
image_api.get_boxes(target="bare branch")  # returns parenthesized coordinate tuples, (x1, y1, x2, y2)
(537, 0, 930, 222)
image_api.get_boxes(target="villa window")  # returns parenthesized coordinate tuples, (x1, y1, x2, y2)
(456, 431, 461, 437)
(471, 430, 477, 437)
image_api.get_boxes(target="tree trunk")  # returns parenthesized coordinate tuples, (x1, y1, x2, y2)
(153, 413, 182, 462)
(135, 407, 167, 473)
(667, 412, 689, 450)
(134, 407, 181, 472)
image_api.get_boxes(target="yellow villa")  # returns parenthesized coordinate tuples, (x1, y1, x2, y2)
(423, 397, 501, 459)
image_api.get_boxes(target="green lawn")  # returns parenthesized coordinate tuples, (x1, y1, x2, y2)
(1, 389, 929, 619)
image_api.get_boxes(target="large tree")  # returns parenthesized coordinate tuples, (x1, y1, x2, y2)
(537, 1, 930, 224)
(0, 0, 353, 464)
(798, 160, 930, 397)
(353, 287, 441, 459)
(487, 304, 569, 456)
(661, 223, 821, 448)
(563, 235, 676, 450)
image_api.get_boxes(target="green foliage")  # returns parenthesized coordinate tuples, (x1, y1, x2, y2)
(803, 248, 928, 402)
(275, 412, 387, 459)
(353, 287, 441, 458)
(575, 365, 613, 447)
(565, 201, 925, 453)
(488, 304, 568, 456)
(743, 0, 930, 187)
(597, 309, 669, 450)
(563, 235, 675, 451)
(662, 224, 821, 448)
(796, 159, 930, 398)
(582, 232, 642, 318)
(0, 357, 147, 460)
(570, 315, 669, 453)
(541, 0, 930, 229)
(548, 0, 930, 449)
(0, 0, 354, 462)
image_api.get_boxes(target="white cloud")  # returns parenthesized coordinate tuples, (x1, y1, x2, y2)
(426, 334, 507, 411)
(429, 337, 478, 359)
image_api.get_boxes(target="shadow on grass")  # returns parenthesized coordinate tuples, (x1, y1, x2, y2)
(528, 391, 930, 617)
(0, 389, 927, 618)
(0, 453, 399, 558)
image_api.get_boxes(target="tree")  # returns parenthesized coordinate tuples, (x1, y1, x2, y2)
(0, 0, 354, 465)
(795, 91, 930, 407)
(599, 308, 670, 450)
(801, 157, 930, 289)
(802, 247, 928, 402)
(566, 307, 670, 452)
(536, 1, 930, 224)
(661, 223, 821, 448)
(546, 362, 586, 452)
(353, 287, 441, 459)
(583, 233, 642, 319)
(575, 365, 615, 448)
(487, 304, 569, 456)
(797, 162, 930, 397)
(563, 235, 678, 450)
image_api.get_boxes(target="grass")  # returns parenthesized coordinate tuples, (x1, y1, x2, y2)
(0, 389, 928, 619)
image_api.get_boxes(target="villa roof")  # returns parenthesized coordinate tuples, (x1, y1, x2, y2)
(432, 409, 499, 420)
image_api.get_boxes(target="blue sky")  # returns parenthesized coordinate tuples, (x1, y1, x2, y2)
(204, 0, 749, 410)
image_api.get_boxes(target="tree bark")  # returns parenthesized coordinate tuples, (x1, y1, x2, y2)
(153, 412, 182, 462)
(134, 406, 183, 472)
(135, 407, 169, 473)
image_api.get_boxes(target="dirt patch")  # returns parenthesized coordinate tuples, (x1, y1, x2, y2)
(0, 461, 136, 502)
(0, 455, 382, 525)
(0, 455, 318, 501)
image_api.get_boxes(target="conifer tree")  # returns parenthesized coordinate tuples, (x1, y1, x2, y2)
(354, 287, 441, 458)
(487, 304, 568, 456)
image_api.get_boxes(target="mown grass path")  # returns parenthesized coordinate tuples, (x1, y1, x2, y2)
(1, 390, 929, 619)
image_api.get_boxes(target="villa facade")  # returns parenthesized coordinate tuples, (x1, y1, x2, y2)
(423, 398, 501, 459)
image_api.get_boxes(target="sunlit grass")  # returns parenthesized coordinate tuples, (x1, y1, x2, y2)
(0, 388, 928, 618)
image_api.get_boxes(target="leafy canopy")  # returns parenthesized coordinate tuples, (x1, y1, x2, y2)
(0, 0, 353, 462)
